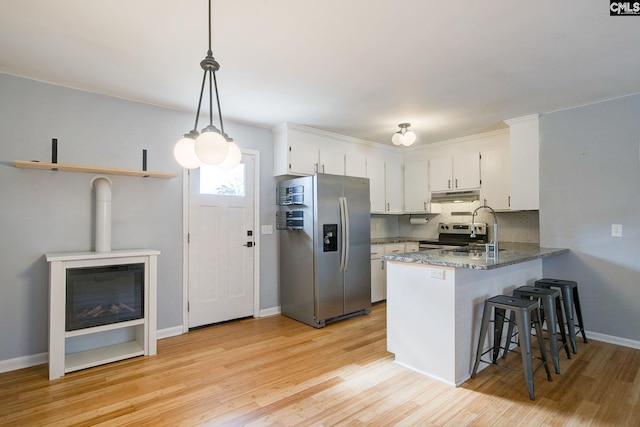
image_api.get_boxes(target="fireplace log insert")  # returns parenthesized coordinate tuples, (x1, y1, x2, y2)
(65, 263, 144, 331)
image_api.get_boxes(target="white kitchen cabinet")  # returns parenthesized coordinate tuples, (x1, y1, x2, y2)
(404, 161, 436, 213)
(367, 158, 402, 214)
(429, 153, 481, 192)
(345, 154, 367, 178)
(272, 123, 319, 176)
(367, 157, 386, 213)
(274, 122, 350, 176)
(371, 242, 420, 303)
(385, 161, 403, 214)
(288, 141, 319, 175)
(480, 148, 510, 210)
(405, 242, 420, 252)
(318, 148, 345, 175)
(370, 245, 385, 303)
(505, 115, 539, 210)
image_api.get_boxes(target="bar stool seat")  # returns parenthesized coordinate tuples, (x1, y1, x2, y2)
(504, 286, 572, 374)
(471, 295, 553, 400)
(535, 278, 587, 354)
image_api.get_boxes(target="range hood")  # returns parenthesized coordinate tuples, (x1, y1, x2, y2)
(431, 189, 480, 203)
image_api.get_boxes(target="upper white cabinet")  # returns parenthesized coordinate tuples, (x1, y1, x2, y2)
(345, 154, 367, 178)
(505, 115, 539, 210)
(480, 148, 510, 210)
(318, 148, 345, 175)
(288, 141, 319, 175)
(429, 153, 480, 192)
(367, 157, 386, 213)
(368, 158, 402, 214)
(404, 161, 438, 213)
(384, 160, 403, 214)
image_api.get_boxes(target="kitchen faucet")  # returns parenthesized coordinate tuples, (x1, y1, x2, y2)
(471, 204, 498, 260)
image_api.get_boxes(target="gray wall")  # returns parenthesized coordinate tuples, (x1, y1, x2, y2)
(0, 73, 278, 364)
(540, 94, 640, 342)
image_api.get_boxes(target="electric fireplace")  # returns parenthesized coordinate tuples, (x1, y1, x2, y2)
(65, 263, 144, 331)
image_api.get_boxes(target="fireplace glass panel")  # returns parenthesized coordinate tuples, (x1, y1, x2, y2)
(66, 263, 144, 331)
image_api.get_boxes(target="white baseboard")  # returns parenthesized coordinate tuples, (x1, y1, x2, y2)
(157, 326, 184, 340)
(0, 352, 47, 374)
(259, 306, 281, 317)
(586, 330, 640, 349)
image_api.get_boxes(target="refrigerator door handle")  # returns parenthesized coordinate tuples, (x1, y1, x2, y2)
(339, 196, 350, 272)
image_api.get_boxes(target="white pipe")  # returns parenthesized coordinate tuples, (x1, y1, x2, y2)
(90, 176, 112, 253)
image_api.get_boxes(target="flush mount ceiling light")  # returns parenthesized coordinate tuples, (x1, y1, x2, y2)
(391, 123, 416, 147)
(174, 0, 241, 170)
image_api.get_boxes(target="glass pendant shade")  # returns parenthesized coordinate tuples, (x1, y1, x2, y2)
(216, 141, 242, 170)
(174, 133, 203, 169)
(391, 132, 404, 145)
(195, 126, 229, 165)
(402, 131, 416, 146)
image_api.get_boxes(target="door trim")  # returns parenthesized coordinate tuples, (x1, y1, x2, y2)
(181, 149, 261, 333)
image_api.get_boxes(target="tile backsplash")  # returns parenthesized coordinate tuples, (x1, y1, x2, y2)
(371, 202, 540, 244)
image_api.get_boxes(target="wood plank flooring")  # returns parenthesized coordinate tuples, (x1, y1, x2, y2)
(1, 303, 639, 426)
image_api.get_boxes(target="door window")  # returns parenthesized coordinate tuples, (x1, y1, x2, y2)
(199, 164, 246, 196)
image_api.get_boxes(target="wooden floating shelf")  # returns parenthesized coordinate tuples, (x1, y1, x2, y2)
(14, 160, 179, 179)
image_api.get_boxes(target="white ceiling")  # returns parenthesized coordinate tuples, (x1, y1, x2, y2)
(1, 0, 639, 146)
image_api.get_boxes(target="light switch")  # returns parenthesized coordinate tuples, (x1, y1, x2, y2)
(611, 224, 622, 237)
(261, 225, 273, 235)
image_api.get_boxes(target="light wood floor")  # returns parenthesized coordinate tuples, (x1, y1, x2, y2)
(1, 303, 639, 426)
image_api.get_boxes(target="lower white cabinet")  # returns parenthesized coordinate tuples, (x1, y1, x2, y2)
(371, 242, 420, 303)
(405, 242, 420, 252)
(370, 245, 385, 303)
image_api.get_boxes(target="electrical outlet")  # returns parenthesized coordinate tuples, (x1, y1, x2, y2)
(430, 268, 445, 279)
(611, 224, 622, 237)
(261, 225, 273, 235)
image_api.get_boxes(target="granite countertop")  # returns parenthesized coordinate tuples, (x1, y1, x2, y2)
(381, 242, 568, 270)
(371, 237, 427, 244)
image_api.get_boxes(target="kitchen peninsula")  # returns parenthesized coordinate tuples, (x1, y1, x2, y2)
(382, 243, 568, 386)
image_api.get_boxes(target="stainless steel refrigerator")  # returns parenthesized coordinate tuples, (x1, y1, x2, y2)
(277, 174, 371, 328)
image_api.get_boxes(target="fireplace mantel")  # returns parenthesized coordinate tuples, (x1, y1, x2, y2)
(46, 249, 160, 380)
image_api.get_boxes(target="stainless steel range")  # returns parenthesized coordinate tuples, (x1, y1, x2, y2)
(419, 222, 488, 250)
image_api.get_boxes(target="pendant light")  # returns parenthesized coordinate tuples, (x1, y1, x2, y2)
(391, 123, 416, 147)
(174, 0, 241, 170)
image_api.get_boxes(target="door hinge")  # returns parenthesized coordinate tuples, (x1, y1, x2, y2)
(187, 233, 190, 243)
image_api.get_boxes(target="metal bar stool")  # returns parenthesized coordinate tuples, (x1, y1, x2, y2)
(535, 278, 587, 354)
(503, 286, 572, 374)
(471, 295, 553, 400)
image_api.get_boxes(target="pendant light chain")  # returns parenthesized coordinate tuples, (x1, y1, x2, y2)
(173, 0, 241, 170)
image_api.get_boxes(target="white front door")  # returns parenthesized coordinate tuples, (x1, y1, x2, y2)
(188, 154, 256, 328)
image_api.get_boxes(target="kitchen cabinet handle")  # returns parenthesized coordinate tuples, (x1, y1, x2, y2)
(322, 164, 325, 173)
(424, 201, 427, 210)
(448, 179, 451, 189)
(315, 163, 318, 173)
(455, 178, 458, 188)
(386, 202, 390, 211)
(382, 261, 385, 270)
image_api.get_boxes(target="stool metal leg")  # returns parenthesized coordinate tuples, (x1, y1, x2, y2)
(572, 286, 588, 343)
(501, 311, 517, 360)
(471, 300, 491, 378)
(539, 295, 560, 374)
(559, 285, 578, 354)
(493, 307, 507, 364)
(555, 297, 571, 359)
(533, 308, 554, 383)
(515, 308, 536, 400)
